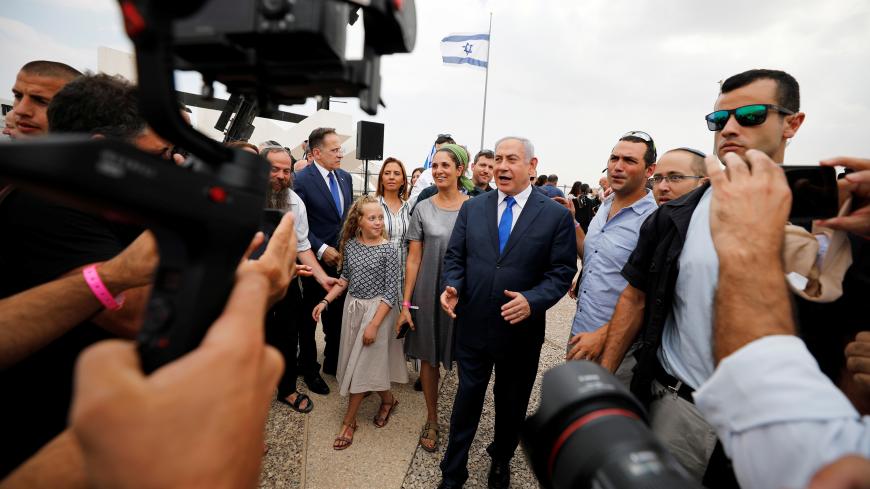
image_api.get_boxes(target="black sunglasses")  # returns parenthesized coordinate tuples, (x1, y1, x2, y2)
(705, 104, 795, 131)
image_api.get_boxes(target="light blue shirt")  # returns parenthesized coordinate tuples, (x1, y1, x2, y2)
(694, 335, 870, 489)
(658, 187, 717, 389)
(571, 190, 657, 335)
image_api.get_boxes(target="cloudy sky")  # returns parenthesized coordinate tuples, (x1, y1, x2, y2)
(3, 0, 870, 185)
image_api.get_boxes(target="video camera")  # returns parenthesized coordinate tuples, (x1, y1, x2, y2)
(0, 0, 415, 372)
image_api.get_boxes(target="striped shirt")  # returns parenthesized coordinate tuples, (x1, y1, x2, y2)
(379, 195, 411, 285)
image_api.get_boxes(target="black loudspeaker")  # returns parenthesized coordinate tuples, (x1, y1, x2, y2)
(356, 120, 384, 160)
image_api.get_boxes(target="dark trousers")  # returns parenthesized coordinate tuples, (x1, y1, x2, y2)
(440, 341, 542, 484)
(264, 278, 304, 397)
(300, 271, 344, 376)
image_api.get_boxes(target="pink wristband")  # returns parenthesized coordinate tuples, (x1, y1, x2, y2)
(402, 301, 412, 309)
(83, 265, 126, 311)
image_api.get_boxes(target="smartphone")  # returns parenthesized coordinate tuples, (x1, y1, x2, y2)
(781, 166, 839, 221)
(396, 322, 410, 339)
(396, 305, 418, 339)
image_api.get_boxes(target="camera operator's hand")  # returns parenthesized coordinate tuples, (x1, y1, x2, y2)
(845, 331, 870, 390)
(70, 269, 282, 489)
(818, 157, 870, 239)
(808, 455, 870, 489)
(706, 150, 796, 361)
(321, 246, 340, 268)
(99, 230, 158, 291)
(240, 212, 297, 307)
(706, 151, 791, 261)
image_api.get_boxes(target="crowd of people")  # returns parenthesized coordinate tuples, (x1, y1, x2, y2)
(0, 60, 869, 489)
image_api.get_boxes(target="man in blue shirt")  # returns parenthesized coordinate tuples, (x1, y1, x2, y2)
(538, 174, 565, 198)
(566, 131, 658, 387)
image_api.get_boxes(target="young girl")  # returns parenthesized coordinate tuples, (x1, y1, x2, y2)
(312, 195, 407, 450)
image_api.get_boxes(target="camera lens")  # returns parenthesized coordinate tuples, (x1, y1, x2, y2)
(522, 362, 702, 489)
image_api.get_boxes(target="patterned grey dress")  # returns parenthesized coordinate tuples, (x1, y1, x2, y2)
(403, 198, 460, 369)
(335, 238, 408, 395)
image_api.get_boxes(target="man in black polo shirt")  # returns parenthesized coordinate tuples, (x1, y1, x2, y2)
(0, 73, 178, 476)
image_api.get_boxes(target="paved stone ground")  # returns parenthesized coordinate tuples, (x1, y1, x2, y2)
(258, 295, 579, 489)
(401, 297, 575, 489)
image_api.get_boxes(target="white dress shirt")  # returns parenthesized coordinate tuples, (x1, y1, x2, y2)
(694, 335, 870, 489)
(496, 184, 534, 231)
(409, 168, 434, 200)
(288, 189, 311, 252)
(312, 161, 344, 258)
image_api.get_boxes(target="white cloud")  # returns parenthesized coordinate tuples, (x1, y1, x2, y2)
(0, 16, 95, 96)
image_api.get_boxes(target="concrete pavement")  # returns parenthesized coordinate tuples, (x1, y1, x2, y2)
(259, 295, 578, 489)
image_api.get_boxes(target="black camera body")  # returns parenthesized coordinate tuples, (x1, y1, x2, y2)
(522, 362, 702, 489)
(171, 0, 416, 114)
(0, 0, 415, 372)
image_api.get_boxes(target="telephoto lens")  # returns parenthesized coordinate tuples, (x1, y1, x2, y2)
(522, 361, 702, 489)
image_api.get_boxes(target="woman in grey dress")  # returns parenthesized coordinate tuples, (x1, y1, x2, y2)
(397, 144, 470, 452)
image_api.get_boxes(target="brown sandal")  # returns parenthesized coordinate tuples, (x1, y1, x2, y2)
(419, 421, 439, 452)
(373, 398, 398, 428)
(333, 422, 358, 451)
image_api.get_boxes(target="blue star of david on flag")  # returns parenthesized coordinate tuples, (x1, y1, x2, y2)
(440, 33, 490, 69)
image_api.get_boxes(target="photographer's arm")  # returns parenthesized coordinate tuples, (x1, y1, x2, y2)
(0, 430, 87, 489)
(693, 151, 870, 489)
(0, 231, 157, 368)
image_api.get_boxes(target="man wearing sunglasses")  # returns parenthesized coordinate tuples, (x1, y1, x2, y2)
(596, 69, 805, 484)
(650, 148, 709, 205)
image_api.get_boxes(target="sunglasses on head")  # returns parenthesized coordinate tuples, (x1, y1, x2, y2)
(705, 104, 795, 131)
(620, 130, 657, 162)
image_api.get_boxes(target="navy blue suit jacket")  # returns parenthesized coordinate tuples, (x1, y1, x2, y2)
(443, 187, 577, 355)
(293, 163, 353, 252)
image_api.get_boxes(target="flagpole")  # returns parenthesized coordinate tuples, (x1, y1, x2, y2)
(479, 12, 493, 151)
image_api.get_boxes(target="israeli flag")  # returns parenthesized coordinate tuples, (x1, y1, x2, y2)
(440, 33, 490, 69)
(422, 142, 436, 170)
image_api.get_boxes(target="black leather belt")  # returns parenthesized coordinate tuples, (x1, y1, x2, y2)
(654, 360, 695, 404)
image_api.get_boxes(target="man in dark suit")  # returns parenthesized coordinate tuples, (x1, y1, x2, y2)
(438, 137, 577, 488)
(292, 127, 353, 389)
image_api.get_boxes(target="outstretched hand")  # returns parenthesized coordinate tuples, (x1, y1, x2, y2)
(440, 286, 458, 319)
(239, 212, 298, 307)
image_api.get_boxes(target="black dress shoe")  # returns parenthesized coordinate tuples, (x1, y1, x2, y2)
(487, 461, 510, 489)
(437, 480, 462, 489)
(303, 373, 330, 395)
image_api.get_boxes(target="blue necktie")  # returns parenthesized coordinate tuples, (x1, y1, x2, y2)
(328, 172, 342, 217)
(498, 196, 515, 254)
